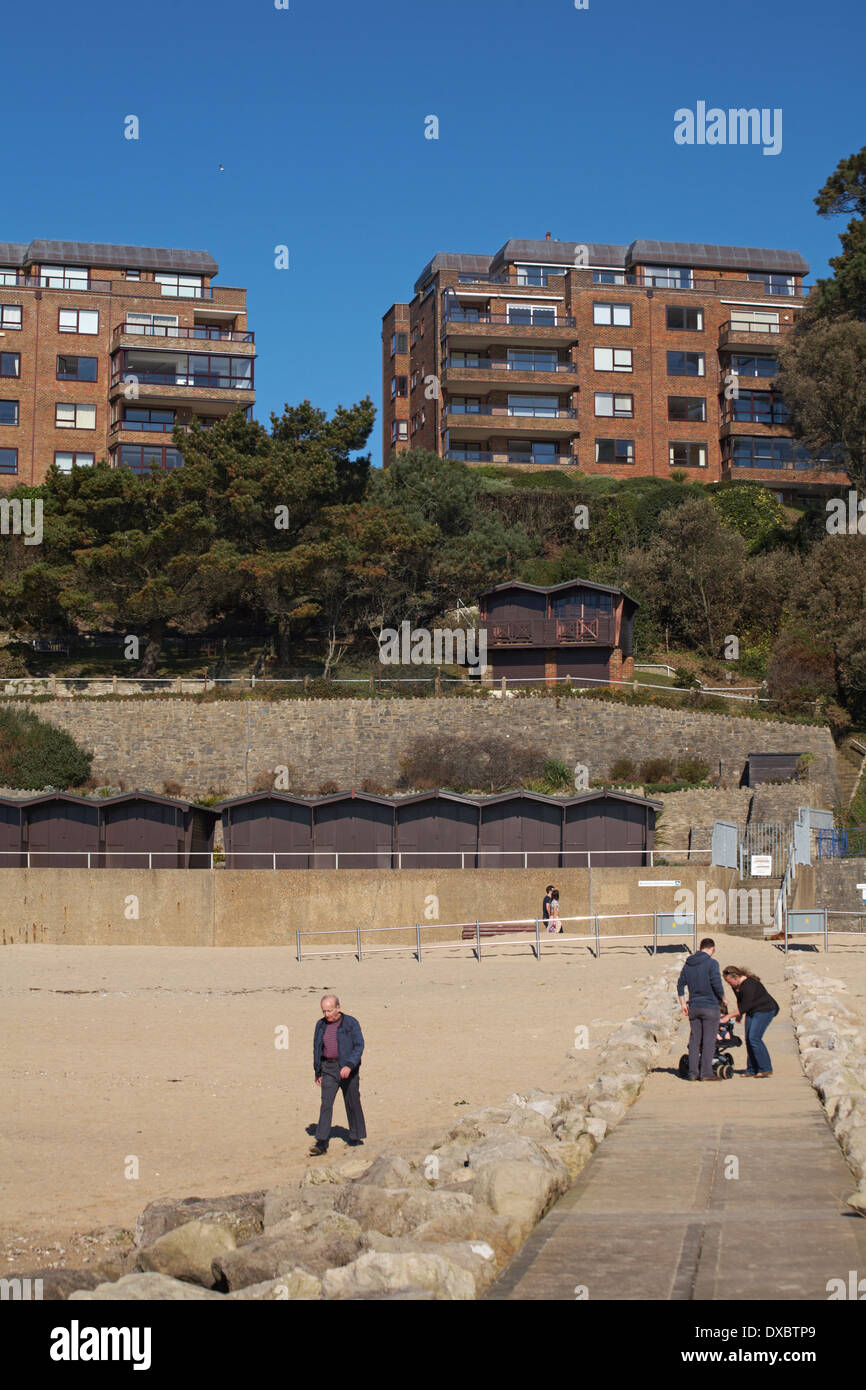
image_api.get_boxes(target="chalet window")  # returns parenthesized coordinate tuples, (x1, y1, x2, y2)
(666, 305, 703, 331)
(0, 353, 20, 378)
(0, 304, 22, 329)
(595, 392, 633, 418)
(667, 350, 705, 377)
(593, 302, 631, 326)
(594, 347, 632, 372)
(668, 441, 707, 468)
(595, 438, 634, 464)
(668, 396, 706, 422)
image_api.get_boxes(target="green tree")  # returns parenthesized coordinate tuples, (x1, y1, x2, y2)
(777, 318, 866, 486)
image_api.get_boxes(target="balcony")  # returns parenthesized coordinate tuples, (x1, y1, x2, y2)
(442, 311, 579, 349)
(484, 617, 614, 647)
(113, 323, 254, 347)
(446, 450, 579, 468)
(443, 404, 579, 439)
(442, 358, 578, 390)
(2, 274, 112, 293)
(718, 319, 783, 349)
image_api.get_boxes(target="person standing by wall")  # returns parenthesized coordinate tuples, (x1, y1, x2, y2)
(310, 994, 366, 1156)
(677, 937, 727, 1081)
(722, 966, 779, 1077)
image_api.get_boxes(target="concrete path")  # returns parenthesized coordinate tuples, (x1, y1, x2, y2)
(488, 1001, 866, 1300)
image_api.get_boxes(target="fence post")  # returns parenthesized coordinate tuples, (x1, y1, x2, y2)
(273, 853, 276, 872)
(475, 918, 481, 962)
(357, 925, 362, 961)
(595, 913, 600, 956)
(500, 676, 506, 695)
(535, 916, 540, 960)
(87, 852, 91, 869)
(435, 666, 442, 696)
(416, 922, 421, 962)
(296, 930, 301, 963)
(149, 852, 152, 870)
(524, 852, 527, 869)
(652, 911, 657, 955)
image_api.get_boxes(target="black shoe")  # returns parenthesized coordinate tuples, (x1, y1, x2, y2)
(309, 1142, 329, 1156)
(346, 1138, 364, 1147)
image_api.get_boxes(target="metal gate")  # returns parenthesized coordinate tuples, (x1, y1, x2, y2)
(737, 822, 791, 877)
(711, 820, 738, 869)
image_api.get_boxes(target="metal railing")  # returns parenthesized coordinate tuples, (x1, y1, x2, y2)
(114, 323, 253, 342)
(817, 828, 866, 858)
(446, 405, 578, 419)
(720, 319, 781, 335)
(443, 312, 577, 328)
(443, 359, 578, 374)
(109, 372, 252, 390)
(295, 910, 697, 962)
(6, 275, 112, 292)
(445, 451, 579, 466)
(0, 846, 706, 871)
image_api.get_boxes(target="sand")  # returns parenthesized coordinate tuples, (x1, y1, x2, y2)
(2, 933, 865, 1277)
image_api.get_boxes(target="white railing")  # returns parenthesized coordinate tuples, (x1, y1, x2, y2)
(0, 847, 707, 870)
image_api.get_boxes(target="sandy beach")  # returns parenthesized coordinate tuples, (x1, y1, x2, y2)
(2, 934, 864, 1277)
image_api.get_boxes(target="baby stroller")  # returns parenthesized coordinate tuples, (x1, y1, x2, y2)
(678, 1016, 742, 1080)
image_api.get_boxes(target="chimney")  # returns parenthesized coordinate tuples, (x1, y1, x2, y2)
(546, 232, 551, 241)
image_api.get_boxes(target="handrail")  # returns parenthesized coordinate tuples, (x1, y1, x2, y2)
(113, 323, 253, 343)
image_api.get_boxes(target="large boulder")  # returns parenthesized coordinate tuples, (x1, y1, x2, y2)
(321, 1250, 475, 1301)
(541, 1134, 595, 1182)
(69, 1273, 224, 1301)
(135, 1220, 237, 1288)
(468, 1135, 569, 1245)
(356, 1150, 428, 1189)
(225, 1268, 322, 1300)
(359, 1232, 501, 1294)
(214, 1211, 363, 1290)
(12, 1268, 103, 1301)
(263, 1184, 342, 1227)
(134, 1191, 265, 1248)
(335, 1184, 475, 1238)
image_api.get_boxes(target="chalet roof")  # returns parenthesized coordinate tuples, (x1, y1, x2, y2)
(626, 240, 808, 276)
(1, 239, 218, 275)
(478, 578, 639, 607)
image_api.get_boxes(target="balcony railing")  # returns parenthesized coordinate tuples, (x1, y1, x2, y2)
(720, 319, 782, 337)
(110, 372, 253, 390)
(447, 271, 809, 297)
(443, 357, 578, 374)
(446, 450, 579, 466)
(485, 617, 613, 646)
(446, 404, 578, 419)
(157, 286, 214, 300)
(443, 311, 577, 328)
(110, 418, 175, 433)
(2, 274, 113, 292)
(113, 323, 253, 343)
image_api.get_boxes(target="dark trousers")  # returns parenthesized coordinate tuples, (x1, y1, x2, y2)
(744, 1007, 777, 1074)
(688, 1005, 720, 1079)
(315, 1059, 367, 1143)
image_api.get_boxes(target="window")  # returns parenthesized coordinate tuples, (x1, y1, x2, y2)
(730, 354, 779, 378)
(124, 270, 141, 280)
(508, 439, 557, 461)
(59, 308, 99, 334)
(730, 307, 780, 332)
(124, 312, 179, 336)
(0, 268, 18, 286)
(668, 396, 707, 422)
(667, 350, 705, 377)
(595, 438, 634, 464)
(669, 442, 707, 468)
(666, 306, 703, 331)
(0, 305, 22, 329)
(747, 272, 796, 297)
(391, 376, 407, 398)
(450, 397, 483, 414)
(116, 444, 184, 472)
(729, 437, 797, 468)
(593, 302, 631, 326)
(122, 408, 175, 432)
(0, 399, 19, 425)
(396, 421, 408, 441)
(507, 303, 557, 326)
(0, 353, 20, 378)
(594, 347, 633, 372)
(0, 447, 17, 473)
(57, 355, 97, 382)
(155, 273, 204, 298)
(452, 351, 482, 368)
(645, 265, 693, 289)
(729, 391, 788, 425)
(420, 406, 426, 424)
(411, 328, 419, 346)
(55, 403, 96, 429)
(507, 349, 558, 372)
(42, 264, 89, 289)
(507, 394, 558, 417)
(595, 392, 633, 417)
(391, 331, 408, 355)
(593, 270, 626, 285)
(515, 265, 568, 287)
(54, 451, 95, 472)
(390, 421, 397, 442)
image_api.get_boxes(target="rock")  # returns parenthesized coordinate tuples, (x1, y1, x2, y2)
(845, 1188, 866, 1216)
(215, 1211, 363, 1289)
(583, 1117, 608, 1144)
(11, 1268, 103, 1301)
(543, 1134, 595, 1182)
(300, 1166, 347, 1187)
(359, 1233, 501, 1293)
(468, 1135, 569, 1246)
(336, 1184, 474, 1238)
(449, 1104, 552, 1143)
(357, 1150, 426, 1189)
(225, 1268, 322, 1300)
(69, 1273, 224, 1301)
(588, 1099, 628, 1127)
(321, 1251, 475, 1300)
(136, 1220, 236, 1287)
(263, 1185, 342, 1227)
(134, 1191, 265, 1248)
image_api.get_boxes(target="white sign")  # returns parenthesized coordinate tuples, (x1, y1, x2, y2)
(751, 854, 773, 877)
(638, 880, 681, 887)
(857, 882, 866, 903)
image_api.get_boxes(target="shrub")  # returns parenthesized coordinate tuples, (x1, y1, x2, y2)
(397, 733, 547, 793)
(675, 757, 711, 783)
(639, 756, 675, 784)
(609, 756, 637, 782)
(361, 776, 392, 794)
(0, 706, 92, 789)
(161, 779, 184, 798)
(317, 780, 340, 796)
(541, 758, 572, 792)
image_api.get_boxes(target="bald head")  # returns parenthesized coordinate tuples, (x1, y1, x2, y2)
(321, 995, 342, 1021)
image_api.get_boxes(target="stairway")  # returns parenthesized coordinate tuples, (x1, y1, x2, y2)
(835, 737, 866, 812)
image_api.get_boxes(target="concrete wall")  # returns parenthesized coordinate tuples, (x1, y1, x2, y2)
(0, 865, 733, 949)
(5, 696, 838, 803)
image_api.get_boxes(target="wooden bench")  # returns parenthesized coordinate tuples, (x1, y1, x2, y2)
(459, 921, 538, 940)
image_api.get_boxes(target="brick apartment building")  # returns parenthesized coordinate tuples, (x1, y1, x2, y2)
(382, 237, 847, 502)
(0, 239, 254, 487)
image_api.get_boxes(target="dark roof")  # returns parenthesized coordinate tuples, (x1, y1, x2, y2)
(391, 790, 480, 807)
(626, 240, 808, 275)
(490, 239, 627, 270)
(479, 578, 639, 607)
(562, 790, 663, 811)
(18, 239, 218, 275)
(414, 252, 492, 292)
(0, 790, 217, 813)
(216, 791, 314, 811)
(0, 242, 27, 266)
(311, 791, 396, 808)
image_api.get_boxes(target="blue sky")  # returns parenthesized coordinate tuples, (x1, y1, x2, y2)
(4, 0, 863, 466)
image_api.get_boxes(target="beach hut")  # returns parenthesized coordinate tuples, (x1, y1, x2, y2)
(218, 792, 314, 870)
(0, 799, 25, 868)
(21, 793, 102, 868)
(311, 793, 395, 869)
(99, 793, 218, 869)
(477, 791, 563, 869)
(393, 791, 479, 869)
(562, 790, 660, 868)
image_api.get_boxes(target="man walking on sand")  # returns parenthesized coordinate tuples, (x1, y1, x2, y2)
(310, 994, 366, 1156)
(676, 937, 727, 1082)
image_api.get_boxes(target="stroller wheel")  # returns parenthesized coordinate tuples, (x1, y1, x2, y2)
(722, 1063, 734, 1079)
(720, 1053, 734, 1068)
(678, 1053, 690, 1078)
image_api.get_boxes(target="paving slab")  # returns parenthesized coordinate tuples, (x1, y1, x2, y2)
(488, 994, 866, 1300)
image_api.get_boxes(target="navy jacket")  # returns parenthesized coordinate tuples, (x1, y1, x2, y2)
(313, 1013, 364, 1078)
(677, 951, 725, 1009)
